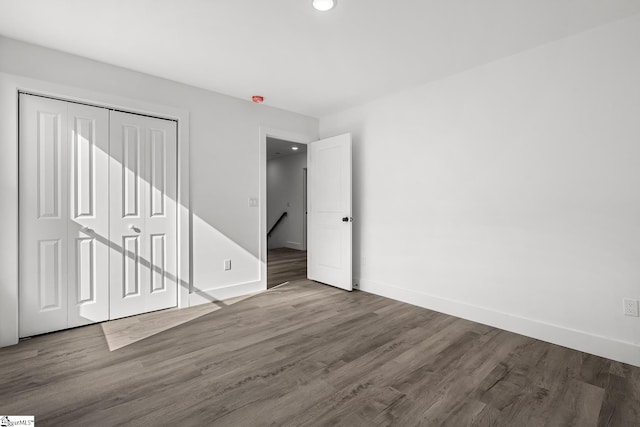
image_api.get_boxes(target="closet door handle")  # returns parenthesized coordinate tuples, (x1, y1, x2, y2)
(129, 225, 141, 233)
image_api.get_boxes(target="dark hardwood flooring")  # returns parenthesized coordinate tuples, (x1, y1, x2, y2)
(1, 280, 639, 426)
(267, 247, 307, 288)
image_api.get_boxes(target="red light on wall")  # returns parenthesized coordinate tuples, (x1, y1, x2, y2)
(252, 95, 264, 103)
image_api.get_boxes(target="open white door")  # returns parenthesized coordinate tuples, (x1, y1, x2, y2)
(307, 133, 352, 291)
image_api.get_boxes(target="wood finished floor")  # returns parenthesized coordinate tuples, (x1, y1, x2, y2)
(1, 281, 639, 426)
(267, 247, 307, 289)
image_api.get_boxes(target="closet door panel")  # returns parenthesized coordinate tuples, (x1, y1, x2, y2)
(110, 111, 146, 319)
(19, 95, 70, 337)
(67, 103, 110, 327)
(110, 111, 176, 319)
(144, 119, 178, 312)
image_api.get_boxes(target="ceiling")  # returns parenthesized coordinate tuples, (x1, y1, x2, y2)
(1, 1, 639, 117)
(267, 137, 307, 161)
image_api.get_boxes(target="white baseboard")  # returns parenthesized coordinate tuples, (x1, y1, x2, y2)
(189, 280, 265, 306)
(357, 278, 640, 367)
(285, 241, 304, 251)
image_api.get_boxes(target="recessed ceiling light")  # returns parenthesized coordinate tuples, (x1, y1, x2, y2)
(312, 0, 336, 12)
(291, 146, 299, 150)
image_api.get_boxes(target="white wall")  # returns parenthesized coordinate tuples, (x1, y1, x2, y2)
(320, 15, 640, 366)
(267, 152, 307, 250)
(0, 36, 317, 346)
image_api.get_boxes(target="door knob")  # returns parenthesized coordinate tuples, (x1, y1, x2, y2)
(342, 217, 353, 222)
(129, 225, 141, 233)
(82, 226, 94, 233)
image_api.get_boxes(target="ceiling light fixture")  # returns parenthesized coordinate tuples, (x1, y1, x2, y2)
(291, 147, 299, 150)
(312, 0, 336, 12)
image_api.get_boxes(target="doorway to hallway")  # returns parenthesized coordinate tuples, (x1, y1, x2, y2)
(266, 137, 308, 288)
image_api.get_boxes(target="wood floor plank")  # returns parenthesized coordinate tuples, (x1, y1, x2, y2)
(267, 248, 307, 288)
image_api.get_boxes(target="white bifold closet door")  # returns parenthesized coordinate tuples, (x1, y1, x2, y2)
(19, 94, 178, 337)
(19, 94, 110, 337)
(109, 111, 178, 320)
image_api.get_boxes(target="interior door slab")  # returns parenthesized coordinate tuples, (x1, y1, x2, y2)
(307, 133, 352, 291)
(67, 102, 110, 328)
(109, 110, 178, 319)
(19, 95, 70, 337)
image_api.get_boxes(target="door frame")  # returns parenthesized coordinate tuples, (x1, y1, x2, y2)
(259, 128, 314, 290)
(302, 167, 308, 251)
(0, 74, 191, 347)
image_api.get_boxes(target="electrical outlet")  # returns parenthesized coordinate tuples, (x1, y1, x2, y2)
(224, 259, 232, 271)
(623, 298, 639, 317)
